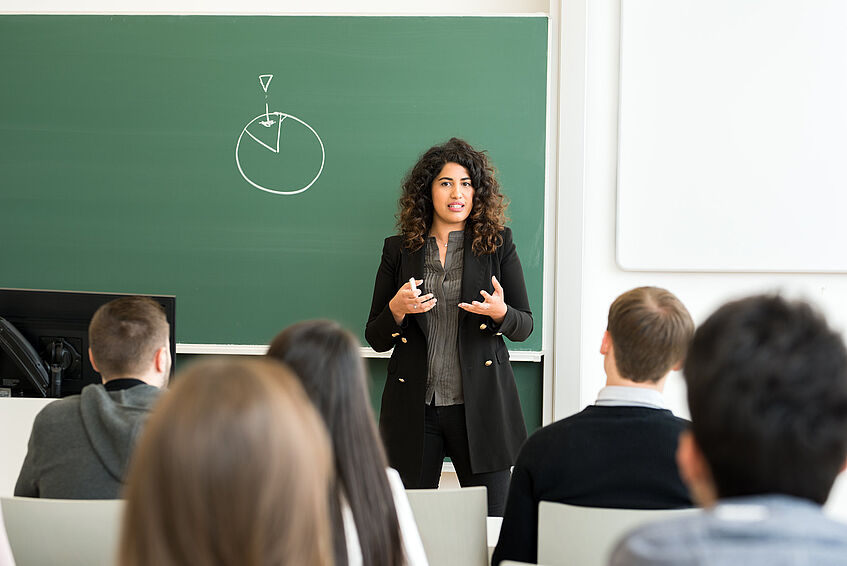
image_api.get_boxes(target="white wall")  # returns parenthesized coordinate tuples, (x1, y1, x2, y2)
(567, 0, 847, 516)
(576, 0, 847, 417)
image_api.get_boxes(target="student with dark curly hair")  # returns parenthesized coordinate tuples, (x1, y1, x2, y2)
(611, 295, 847, 565)
(366, 138, 533, 516)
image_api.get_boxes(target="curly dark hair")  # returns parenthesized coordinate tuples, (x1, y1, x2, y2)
(685, 295, 847, 504)
(396, 138, 508, 255)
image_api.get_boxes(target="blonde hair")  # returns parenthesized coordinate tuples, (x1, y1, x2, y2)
(607, 286, 694, 383)
(119, 358, 333, 566)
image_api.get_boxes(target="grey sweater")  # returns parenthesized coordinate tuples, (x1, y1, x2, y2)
(14, 381, 160, 499)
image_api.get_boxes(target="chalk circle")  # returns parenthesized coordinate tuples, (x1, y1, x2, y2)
(235, 112, 325, 196)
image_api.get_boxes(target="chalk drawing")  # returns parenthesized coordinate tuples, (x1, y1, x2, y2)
(259, 74, 273, 93)
(235, 74, 325, 196)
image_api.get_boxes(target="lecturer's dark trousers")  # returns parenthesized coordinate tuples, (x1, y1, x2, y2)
(414, 403, 511, 516)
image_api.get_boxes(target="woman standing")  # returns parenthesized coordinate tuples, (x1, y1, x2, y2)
(366, 138, 533, 515)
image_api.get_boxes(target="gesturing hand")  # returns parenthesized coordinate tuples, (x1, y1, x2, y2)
(388, 279, 437, 325)
(459, 276, 507, 324)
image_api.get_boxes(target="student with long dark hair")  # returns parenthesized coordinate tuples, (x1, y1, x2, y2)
(366, 138, 533, 515)
(268, 320, 428, 566)
(119, 358, 333, 566)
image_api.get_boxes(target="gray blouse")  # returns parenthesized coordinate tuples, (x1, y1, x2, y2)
(423, 231, 464, 406)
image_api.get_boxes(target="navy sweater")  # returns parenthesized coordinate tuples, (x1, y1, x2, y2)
(491, 405, 693, 566)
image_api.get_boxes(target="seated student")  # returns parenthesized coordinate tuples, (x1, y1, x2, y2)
(492, 286, 694, 566)
(610, 295, 847, 565)
(267, 320, 428, 566)
(15, 296, 170, 499)
(119, 358, 333, 566)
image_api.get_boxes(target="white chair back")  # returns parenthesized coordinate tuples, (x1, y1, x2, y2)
(0, 398, 54, 497)
(1, 497, 124, 566)
(0, 506, 15, 566)
(405, 486, 488, 566)
(537, 501, 699, 566)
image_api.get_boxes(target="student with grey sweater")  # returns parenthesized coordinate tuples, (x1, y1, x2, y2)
(610, 295, 847, 566)
(15, 296, 170, 499)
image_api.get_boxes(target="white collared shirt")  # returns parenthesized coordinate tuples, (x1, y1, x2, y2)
(594, 385, 666, 409)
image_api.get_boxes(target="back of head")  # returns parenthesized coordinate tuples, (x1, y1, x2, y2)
(607, 286, 694, 382)
(685, 295, 847, 504)
(119, 357, 333, 566)
(267, 320, 403, 566)
(88, 296, 169, 379)
(267, 319, 371, 435)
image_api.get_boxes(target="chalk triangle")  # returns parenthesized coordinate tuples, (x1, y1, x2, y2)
(259, 74, 273, 93)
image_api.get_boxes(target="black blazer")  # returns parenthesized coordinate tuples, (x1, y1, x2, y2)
(366, 227, 533, 484)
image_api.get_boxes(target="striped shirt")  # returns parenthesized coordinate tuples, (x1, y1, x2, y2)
(423, 231, 464, 406)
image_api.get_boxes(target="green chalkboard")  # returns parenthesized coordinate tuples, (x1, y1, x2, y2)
(0, 15, 547, 350)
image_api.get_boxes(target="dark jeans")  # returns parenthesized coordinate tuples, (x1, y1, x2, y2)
(414, 403, 511, 516)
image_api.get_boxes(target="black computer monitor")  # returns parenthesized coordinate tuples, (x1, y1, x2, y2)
(0, 289, 176, 398)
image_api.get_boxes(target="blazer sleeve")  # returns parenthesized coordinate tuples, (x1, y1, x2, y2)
(490, 228, 533, 342)
(365, 238, 404, 352)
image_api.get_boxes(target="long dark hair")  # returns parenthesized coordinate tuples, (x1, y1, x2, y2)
(267, 320, 404, 566)
(397, 137, 508, 255)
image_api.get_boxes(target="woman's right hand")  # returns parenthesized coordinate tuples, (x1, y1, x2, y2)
(388, 279, 437, 325)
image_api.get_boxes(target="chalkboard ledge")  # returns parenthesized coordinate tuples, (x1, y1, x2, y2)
(176, 343, 543, 362)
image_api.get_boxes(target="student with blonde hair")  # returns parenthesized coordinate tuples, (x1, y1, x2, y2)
(119, 358, 333, 566)
(268, 320, 428, 566)
(493, 286, 694, 565)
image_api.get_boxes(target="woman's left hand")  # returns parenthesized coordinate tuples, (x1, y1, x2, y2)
(459, 276, 507, 324)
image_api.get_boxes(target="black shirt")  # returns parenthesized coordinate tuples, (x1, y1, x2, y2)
(103, 378, 146, 392)
(492, 405, 693, 565)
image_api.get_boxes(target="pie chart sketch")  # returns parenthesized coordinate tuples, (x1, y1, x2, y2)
(235, 111, 325, 195)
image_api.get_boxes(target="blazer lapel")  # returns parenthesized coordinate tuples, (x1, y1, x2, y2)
(460, 233, 485, 325)
(401, 243, 429, 337)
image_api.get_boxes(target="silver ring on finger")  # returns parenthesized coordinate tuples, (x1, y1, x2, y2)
(413, 304, 418, 309)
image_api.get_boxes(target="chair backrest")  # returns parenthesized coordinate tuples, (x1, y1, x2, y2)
(0, 398, 55, 497)
(501, 561, 542, 566)
(1, 497, 124, 566)
(537, 501, 699, 566)
(405, 486, 488, 566)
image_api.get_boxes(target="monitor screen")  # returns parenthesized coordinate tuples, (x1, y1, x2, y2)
(0, 289, 176, 398)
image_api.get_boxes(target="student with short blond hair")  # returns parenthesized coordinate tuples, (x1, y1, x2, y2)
(606, 286, 694, 383)
(493, 286, 694, 566)
(119, 358, 333, 566)
(15, 296, 170, 499)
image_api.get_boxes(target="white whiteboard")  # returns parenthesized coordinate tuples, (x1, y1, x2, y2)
(617, 0, 847, 272)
